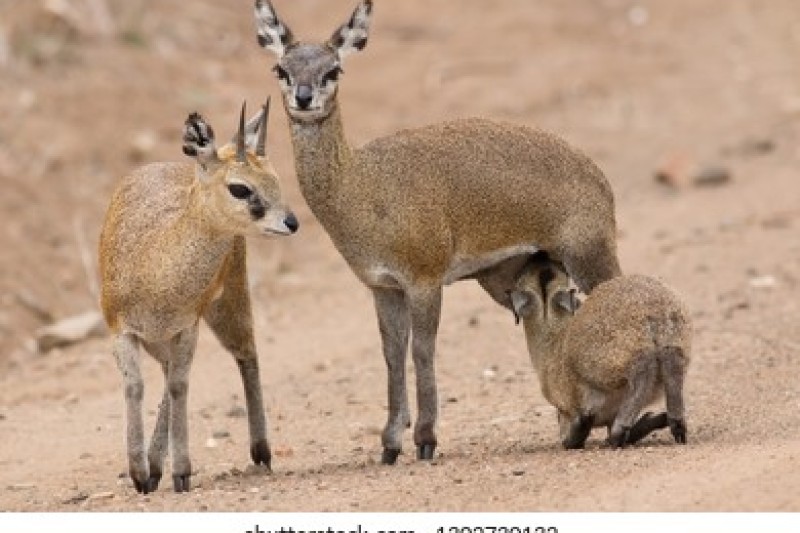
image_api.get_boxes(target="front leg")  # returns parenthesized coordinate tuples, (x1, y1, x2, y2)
(372, 287, 410, 465)
(112, 333, 150, 493)
(408, 286, 442, 461)
(203, 237, 271, 468)
(167, 325, 198, 492)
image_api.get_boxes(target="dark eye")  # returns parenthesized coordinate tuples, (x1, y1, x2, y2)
(227, 183, 252, 199)
(272, 64, 290, 82)
(322, 66, 343, 84)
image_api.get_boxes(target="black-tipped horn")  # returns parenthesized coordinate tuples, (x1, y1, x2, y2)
(256, 97, 270, 157)
(236, 101, 247, 163)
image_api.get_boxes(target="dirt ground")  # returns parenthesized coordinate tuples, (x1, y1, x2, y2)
(1, 0, 799, 512)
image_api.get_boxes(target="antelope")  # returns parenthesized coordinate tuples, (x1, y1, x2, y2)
(510, 254, 691, 449)
(254, 0, 622, 463)
(99, 100, 298, 493)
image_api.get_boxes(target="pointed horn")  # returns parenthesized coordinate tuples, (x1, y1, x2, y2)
(256, 96, 270, 157)
(236, 101, 247, 163)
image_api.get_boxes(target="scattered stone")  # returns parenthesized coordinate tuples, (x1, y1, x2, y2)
(511, 470, 525, 477)
(212, 430, 230, 439)
(482, 366, 498, 380)
(35, 311, 106, 353)
(468, 316, 479, 328)
(205, 437, 218, 449)
(722, 137, 775, 158)
(446, 396, 458, 403)
(226, 405, 247, 418)
(749, 275, 777, 289)
(313, 361, 329, 372)
(63, 492, 89, 504)
(8, 483, 35, 491)
(248, 487, 260, 494)
(79, 452, 93, 459)
(693, 165, 732, 187)
(87, 491, 115, 502)
(273, 445, 294, 458)
(655, 153, 692, 189)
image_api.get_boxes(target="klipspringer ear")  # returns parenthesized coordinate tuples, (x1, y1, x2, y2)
(552, 289, 580, 315)
(328, 0, 373, 59)
(254, 0, 295, 58)
(182, 112, 219, 170)
(510, 289, 535, 325)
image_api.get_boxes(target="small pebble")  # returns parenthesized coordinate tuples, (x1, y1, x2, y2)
(205, 438, 218, 449)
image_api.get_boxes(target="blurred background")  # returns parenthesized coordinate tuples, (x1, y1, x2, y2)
(1, 0, 799, 511)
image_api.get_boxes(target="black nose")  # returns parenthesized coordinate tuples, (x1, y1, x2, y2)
(284, 212, 299, 234)
(295, 85, 313, 110)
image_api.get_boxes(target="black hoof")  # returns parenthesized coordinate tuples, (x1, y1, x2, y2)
(251, 440, 272, 471)
(381, 448, 400, 465)
(669, 417, 687, 444)
(417, 443, 436, 461)
(144, 474, 161, 493)
(173, 474, 191, 493)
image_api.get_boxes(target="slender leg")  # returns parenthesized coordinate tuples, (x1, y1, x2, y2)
(372, 287, 411, 465)
(626, 411, 669, 444)
(112, 333, 150, 493)
(141, 340, 172, 493)
(560, 232, 621, 294)
(607, 354, 658, 448)
(203, 237, 271, 467)
(408, 286, 442, 461)
(168, 325, 198, 492)
(563, 414, 595, 449)
(660, 346, 688, 444)
(236, 357, 271, 467)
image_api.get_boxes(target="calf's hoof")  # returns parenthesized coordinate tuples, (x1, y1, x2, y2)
(668, 417, 687, 444)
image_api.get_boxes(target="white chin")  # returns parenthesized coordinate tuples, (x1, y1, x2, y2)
(289, 108, 327, 122)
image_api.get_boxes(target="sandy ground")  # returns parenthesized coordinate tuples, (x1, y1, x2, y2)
(1, 0, 799, 512)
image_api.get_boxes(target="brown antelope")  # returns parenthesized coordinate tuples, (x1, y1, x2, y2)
(99, 100, 298, 493)
(510, 254, 691, 449)
(254, 0, 621, 463)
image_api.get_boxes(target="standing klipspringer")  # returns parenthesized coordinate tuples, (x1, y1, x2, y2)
(99, 101, 298, 493)
(254, 0, 622, 463)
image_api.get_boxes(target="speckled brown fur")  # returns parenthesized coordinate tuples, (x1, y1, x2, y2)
(255, 0, 622, 461)
(98, 106, 296, 493)
(511, 258, 692, 449)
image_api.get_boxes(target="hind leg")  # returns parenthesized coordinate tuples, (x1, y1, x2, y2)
(559, 233, 621, 294)
(113, 333, 150, 493)
(660, 346, 688, 444)
(626, 411, 669, 444)
(607, 354, 659, 448)
(141, 341, 172, 493)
